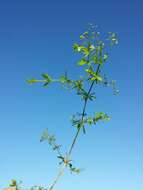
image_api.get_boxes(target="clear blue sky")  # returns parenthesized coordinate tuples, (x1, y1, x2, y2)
(0, 0, 143, 189)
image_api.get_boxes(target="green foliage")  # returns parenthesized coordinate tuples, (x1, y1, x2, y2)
(40, 128, 56, 144)
(26, 73, 52, 87)
(68, 164, 82, 174)
(59, 74, 72, 88)
(40, 129, 62, 157)
(94, 112, 110, 122)
(73, 43, 90, 57)
(85, 68, 102, 81)
(70, 111, 110, 130)
(41, 73, 52, 86)
(57, 155, 81, 174)
(78, 58, 88, 66)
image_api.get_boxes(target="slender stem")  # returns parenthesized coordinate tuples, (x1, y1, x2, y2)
(48, 65, 101, 190)
(68, 64, 100, 156)
(68, 80, 95, 156)
(48, 165, 65, 190)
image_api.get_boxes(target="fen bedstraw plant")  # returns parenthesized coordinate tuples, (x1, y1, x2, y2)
(26, 23, 119, 190)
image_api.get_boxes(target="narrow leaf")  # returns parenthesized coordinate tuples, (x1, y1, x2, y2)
(78, 59, 87, 66)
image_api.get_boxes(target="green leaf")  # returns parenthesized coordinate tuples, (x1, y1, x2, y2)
(26, 78, 40, 84)
(87, 117, 93, 125)
(73, 80, 83, 90)
(70, 167, 81, 174)
(59, 75, 72, 86)
(85, 68, 93, 75)
(59, 76, 66, 83)
(27, 74, 52, 87)
(73, 43, 81, 52)
(81, 46, 89, 57)
(43, 82, 50, 87)
(80, 35, 85, 39)
(91, 74, 102, 82)
(78, 59, 87, 66)
(42, 73, 51, 80)
(94, 112, 110, 122)
(40, 128, 50, 142)
(73, 43, 89, 57)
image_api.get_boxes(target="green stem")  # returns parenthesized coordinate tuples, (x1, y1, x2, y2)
(68, 80, 95, 156)
(48, 65, 101, 190)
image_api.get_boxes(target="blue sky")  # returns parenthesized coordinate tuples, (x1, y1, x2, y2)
(0, 0, 143, 189)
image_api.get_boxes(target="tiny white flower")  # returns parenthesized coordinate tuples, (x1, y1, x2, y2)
(90, 45, 95, 50)
(77, 47, 81, 52)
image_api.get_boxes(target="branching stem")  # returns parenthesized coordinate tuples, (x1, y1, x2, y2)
(48, 65, 100, 190)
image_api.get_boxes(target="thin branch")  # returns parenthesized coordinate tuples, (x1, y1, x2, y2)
(47, 64, 101, 190)
(68, 80, 95, 156)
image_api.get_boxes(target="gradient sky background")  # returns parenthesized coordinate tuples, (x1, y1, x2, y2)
(0, 0, 143, 189)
